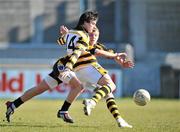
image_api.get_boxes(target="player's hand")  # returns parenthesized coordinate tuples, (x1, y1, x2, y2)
(114, 53, 134, 68)
(114, 53, 127, 64)
(60, 25, 69, 35)
(121, 59, 134, 68)
(64, 67, 72, 71)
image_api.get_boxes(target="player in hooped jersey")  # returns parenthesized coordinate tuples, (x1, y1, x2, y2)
(5, 11, 98, 123)
(5, 11, 133, 128)
(57, 26, 134, 128)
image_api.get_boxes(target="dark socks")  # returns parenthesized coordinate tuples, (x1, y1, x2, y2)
(13, 97, 24, 108)
(60, 100, 71, 111)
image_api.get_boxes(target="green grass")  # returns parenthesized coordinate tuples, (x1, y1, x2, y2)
(0, 98, 180, 132)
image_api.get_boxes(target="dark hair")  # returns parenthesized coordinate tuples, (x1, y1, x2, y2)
(75, 11, 98, 30)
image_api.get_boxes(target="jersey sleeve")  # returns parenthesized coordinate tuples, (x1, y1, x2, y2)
(96, 42, 115, 53)
(89, 42, 115, 54)
(76, 37, 89, 50)
(65, 49, 82, 70)
(57, 35, 66, 45)
(89, 48, 96, 54)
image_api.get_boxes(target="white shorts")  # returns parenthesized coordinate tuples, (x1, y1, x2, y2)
(75, 64, 107, 90)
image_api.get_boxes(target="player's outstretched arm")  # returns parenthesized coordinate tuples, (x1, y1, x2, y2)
(94, 48, 117, 59)
(65, 49, 83, 70)
(92, 49, 134, 69)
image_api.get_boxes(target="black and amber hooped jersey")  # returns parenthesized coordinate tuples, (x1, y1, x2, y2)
(57, 33, 115, 71)
(57, 30, 90, 70)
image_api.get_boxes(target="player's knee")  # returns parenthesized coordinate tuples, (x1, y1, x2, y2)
(108, 83, 116, 92)
(112, 83, 116, 92)
(104, 92, 115, 100)
(75, 83, 84, 91)
(69, 77, 84, 90)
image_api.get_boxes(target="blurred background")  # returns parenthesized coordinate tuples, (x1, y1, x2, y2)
(0, 0, 180, 99)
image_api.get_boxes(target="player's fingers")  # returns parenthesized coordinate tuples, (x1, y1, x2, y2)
(64, 26, 68, 30)
(123, 61, 134, 68)
(60, 25, 65, 30)
(60, 26, 64, 34)
(62, 26, 69, 33)
(127, 61, 134, 68)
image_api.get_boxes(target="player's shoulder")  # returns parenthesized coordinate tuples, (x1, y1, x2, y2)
(96, 42, 105, 47)
(95, 42, 105, 49)
(69, 30, 89, 39)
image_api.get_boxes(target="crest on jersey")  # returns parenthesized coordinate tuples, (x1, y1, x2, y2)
(57, 64, 65, 71)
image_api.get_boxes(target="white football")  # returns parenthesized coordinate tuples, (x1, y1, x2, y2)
(133, 89, 151, 106)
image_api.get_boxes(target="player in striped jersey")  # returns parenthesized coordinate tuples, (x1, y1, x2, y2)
(57, 26, 134, 128)
(5, 11, 98, 123)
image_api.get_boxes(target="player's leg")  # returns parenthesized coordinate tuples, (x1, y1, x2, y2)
(5, 76, 57, 122)
(73, 64, 115, 115)
(59, 76, 84, 110)
(97, 74, 120, 121)
(91, 74, 116, 104)
(59, 81, 83, 114)
(82, 66, 116, 115)
(98, 75, 121, 120)
(57, 76, 84, 123)
(105, 93, 132, 128)
(58, 65, 102, 122)
(56, 65, 84, 123)
(5, 60, 62, 122)
(98, 74, 132, 128)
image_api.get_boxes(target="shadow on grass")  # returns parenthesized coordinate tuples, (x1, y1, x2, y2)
(0, 122, 99, 129)
(0, 123, 62, 128)
(69, 125, 99, 128)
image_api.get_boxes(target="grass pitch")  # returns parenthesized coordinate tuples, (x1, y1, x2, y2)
(0, 98, 180, 132)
